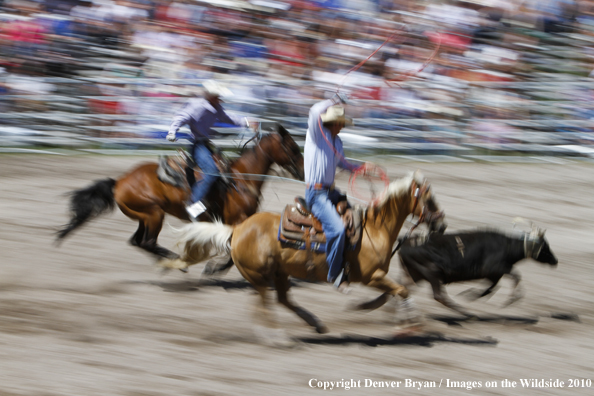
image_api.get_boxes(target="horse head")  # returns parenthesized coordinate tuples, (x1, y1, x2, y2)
(374, 171, 446, 236)
(267, 125, 304, 181)
(410, 171, 447, 234)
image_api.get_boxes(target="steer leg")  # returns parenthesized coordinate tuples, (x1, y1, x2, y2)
(429, 278, 477, 318)
(458, 275, 502, 301)
(503, 269, 524, 307)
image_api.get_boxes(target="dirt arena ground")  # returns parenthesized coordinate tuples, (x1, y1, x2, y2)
(1, 154, 593, 396)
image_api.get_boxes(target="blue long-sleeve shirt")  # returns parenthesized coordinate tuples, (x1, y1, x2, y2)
(168, 98, 244, 141)
(304, 99, 358, 187)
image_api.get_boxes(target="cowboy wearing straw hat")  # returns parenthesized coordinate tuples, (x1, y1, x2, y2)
(166, 80, 251, 220)
(304, 93, 372, 293)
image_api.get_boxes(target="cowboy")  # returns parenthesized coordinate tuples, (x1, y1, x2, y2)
(304, 93, 370, 293)
(166, 80, 249, 220)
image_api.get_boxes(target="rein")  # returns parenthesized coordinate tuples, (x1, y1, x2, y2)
(389, 181, 433, 258)
(390, 182, 422, 257)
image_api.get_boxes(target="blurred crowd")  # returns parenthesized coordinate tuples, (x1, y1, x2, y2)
(1, 0, 594, 144)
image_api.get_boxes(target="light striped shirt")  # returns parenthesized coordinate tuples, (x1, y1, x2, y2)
(168, 98, 243, 141)
(304, 99, 358, 187)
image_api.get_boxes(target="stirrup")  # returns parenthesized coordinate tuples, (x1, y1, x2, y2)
(333, 269, 351, 294)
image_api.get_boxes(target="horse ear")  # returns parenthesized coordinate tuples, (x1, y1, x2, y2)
(277, 124, 290, 139)
(412, 170, 426, 185)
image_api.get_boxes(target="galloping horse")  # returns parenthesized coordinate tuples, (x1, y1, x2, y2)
(56, 125, 304, 261)
(160, 171, 446, 333)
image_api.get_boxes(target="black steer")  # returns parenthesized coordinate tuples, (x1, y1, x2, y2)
(397, 228, 558, 317)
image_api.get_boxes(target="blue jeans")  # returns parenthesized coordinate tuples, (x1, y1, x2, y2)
(305, 188, 346, 282)
(191, 142, 219, 203)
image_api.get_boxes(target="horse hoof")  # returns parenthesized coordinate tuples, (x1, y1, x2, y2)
(465, 314, 480, 321)
(201, 266, 215, 276)
(159, 267, 171, 276)
(503, 293, 523, 307)
(393, 323, 423, 338)
(271, 337, 300, 349)
(316, 325, 330, 334)
(254, 326, 297, 348)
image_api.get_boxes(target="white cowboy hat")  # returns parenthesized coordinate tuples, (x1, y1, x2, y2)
(203, 80, 233, 98)
(320, 105, 354, 126)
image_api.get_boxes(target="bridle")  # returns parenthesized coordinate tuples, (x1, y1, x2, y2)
(272, 133, 302, 180)
(390, 180, 444, 257)
(247, 133, 301, 181)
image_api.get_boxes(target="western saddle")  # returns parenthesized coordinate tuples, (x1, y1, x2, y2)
(279, 196, 362, 253)
(157, 149, 229, 190)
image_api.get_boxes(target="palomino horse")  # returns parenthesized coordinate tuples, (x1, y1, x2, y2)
(160, 171, 446, 334)
(56, 125, 304, 261)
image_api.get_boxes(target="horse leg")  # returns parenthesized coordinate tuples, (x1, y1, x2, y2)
(274, 272, 328, 334)
(358, 269, 423, 325)
(129, 221, 145, 247)
(253, 285, 277, 329)
(251, 284, 297, 347)
(232, 256, 295, 347)
(503, 269, 524, 307)
(138, 211, 180, 260)
(354, 269, 409, 311)
(352, 292, 392, 311)
(118, 202, 179, 261)
(202, 256, 234, 276)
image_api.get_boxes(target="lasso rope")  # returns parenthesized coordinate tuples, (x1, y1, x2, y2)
(330, 28, 442, 204)
(349, 165, 390, 206)
(193, 168, 370, 203)
(336, 27, 406, 94)
(336, 28, 442, 93)
(317, 116, 389, 205)
(385, 31, 442, 88)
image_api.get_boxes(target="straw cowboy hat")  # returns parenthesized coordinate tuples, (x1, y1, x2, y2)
(320, 105, 354, 126)
(203, 80, 233, 98)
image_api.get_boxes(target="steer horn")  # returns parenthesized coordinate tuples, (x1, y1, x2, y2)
(513, 217, 546, 238)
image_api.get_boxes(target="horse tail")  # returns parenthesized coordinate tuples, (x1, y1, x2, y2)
(55, 178, 117, 243)
(159, 221, 234, 271)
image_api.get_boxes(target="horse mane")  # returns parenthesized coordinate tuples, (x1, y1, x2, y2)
(374, 170, 425, 209)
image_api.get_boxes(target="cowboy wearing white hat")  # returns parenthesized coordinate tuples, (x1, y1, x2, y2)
(166, 80, 250, 220)
(304, 93, 372, 293)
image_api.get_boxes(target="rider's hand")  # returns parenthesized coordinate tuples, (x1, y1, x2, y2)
(361, 162, 376, 175)
(246, 119, 259, 132)
(166, 131, 177, 142)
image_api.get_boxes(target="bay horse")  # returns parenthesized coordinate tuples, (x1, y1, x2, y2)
(160, 171, 446, 334)
(56, 125, 304, 261)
